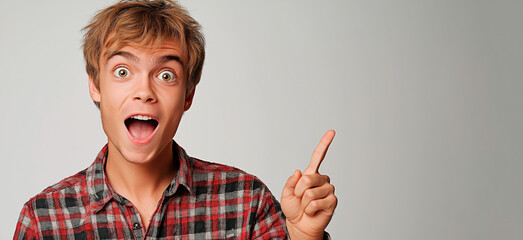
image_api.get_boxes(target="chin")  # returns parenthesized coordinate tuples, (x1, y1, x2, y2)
(118, 146, 154, 164)
(126, 137, 174, 164)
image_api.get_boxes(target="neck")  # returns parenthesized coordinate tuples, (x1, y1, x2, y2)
(105, 141, 178, 201)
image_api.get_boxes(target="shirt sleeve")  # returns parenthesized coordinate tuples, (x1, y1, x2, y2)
(250, 180, 289, 240)
(14, 203, 38, 240)
(248, 181, 333, 240)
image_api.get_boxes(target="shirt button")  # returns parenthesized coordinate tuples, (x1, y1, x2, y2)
(133, 222, 142, 230)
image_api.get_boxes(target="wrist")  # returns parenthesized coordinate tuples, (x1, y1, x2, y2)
(286, 219, 325, 240)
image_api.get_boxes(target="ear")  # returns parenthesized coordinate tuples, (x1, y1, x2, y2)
(184, 87, 195, 111)
(88, 75, 101, 103)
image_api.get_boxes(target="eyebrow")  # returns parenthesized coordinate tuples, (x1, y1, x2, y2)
(107, 51, 139, 63)
(155, 55, 184, 67)
(107, 51, 184, 67)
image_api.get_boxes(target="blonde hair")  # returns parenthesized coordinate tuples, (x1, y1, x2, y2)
(83, 0, 205, 98)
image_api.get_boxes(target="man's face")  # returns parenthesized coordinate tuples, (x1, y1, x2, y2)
(89, 39, 193, 164)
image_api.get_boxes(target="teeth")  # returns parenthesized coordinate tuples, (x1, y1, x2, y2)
(131, 115, 154, 121)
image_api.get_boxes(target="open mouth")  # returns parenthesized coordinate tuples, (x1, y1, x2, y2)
(124, 115, 159, 141)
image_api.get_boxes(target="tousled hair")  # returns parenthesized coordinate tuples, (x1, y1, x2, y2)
(83, 0, 205, 107)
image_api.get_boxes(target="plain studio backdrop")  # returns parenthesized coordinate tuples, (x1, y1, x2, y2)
(1, 0, 522, 239)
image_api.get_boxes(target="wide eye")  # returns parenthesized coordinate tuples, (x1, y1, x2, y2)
(113, 67, 130, 78)
(157, 70, 175, 82)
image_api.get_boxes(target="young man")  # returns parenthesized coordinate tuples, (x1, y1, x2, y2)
(14, 1, 337, 239)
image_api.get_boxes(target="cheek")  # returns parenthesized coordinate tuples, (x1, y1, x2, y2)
(98, 81, 129, 127)
(158, 90, 186, 127)
(100, 80, 130, 107)
(161, 88, 187, 109)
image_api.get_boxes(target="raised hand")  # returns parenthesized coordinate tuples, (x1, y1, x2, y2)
(281, 130, 338, 240)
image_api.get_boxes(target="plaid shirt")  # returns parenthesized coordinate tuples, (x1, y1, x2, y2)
(15, 142, 288, 239)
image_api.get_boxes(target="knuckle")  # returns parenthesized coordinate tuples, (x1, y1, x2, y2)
(332, 195, 338, 207)
(301, 175, 312, 185)
(294, 186, 303, 197)
(309, 200, 318, 209)
(304, 189, 315, 199)
(328, 184, 335, 193)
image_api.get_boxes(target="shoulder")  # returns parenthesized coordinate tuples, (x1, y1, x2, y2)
(189, 157, 273, 197)
(191, 157, 264, 184)
(191, 157, 253, 175)
(16, 169, 90, 236)
(22, 169, 88, 212)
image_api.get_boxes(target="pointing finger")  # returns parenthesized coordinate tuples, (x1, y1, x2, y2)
(304, 130, 335, 175)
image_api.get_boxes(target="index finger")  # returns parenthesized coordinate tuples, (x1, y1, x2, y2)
(304, 130, 335, 174)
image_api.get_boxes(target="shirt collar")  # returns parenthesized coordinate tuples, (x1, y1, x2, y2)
(86, 145, 112, 213)
(86, 141, 194, 213)
(164, 141, 194, 197)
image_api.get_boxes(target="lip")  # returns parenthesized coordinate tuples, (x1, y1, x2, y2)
(124, 113, 159, 145)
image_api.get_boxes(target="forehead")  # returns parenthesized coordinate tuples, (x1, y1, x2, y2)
(102, 37, 187, 65)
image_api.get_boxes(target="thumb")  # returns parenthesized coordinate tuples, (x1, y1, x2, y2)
(282, 170, 302, 198)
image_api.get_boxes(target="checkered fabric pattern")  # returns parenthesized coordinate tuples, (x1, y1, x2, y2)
(14, 142, 288, 239)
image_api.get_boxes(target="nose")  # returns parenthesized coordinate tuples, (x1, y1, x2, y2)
(133, 76, 157, 103)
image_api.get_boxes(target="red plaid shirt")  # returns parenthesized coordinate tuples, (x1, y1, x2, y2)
(15, 142, 288, 239)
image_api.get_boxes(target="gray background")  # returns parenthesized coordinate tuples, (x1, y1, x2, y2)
(1, 0, 522, 239)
